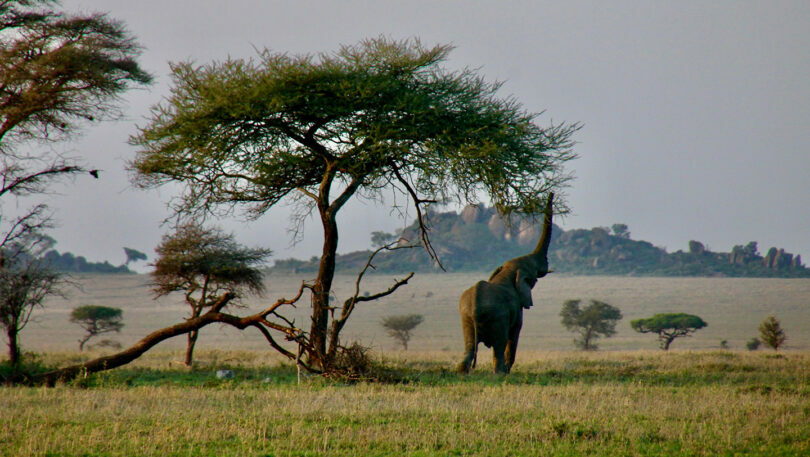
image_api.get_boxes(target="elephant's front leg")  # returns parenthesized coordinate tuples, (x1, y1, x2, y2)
(457, 317, 478, 374)
(504, 316, 523, 373)
(504, 333, 520, 373)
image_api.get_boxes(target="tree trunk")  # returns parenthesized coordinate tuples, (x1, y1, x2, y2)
(78, 335, 91, 352)
(7, 326, 20, 368)
(662, 335, 675, 350)
(185, 330, 198, 366)
(309, 209, 339, 370)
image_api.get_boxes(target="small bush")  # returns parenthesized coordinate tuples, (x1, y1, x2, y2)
(746, 338, 761, 351)
(758, 316, 786, 350)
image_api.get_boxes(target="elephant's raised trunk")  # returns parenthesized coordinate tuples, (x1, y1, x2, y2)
(532, 192, 554, 257)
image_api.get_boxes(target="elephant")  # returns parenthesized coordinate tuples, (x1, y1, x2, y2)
(457, 193, 554, 374)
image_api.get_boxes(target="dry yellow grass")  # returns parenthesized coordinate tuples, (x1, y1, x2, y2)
(2, 349, 809, 456)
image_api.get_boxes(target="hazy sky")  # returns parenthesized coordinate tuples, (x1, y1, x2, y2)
(17, 0, 810, 270)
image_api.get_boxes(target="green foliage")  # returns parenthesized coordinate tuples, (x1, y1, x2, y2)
(560, 299, 623, 350)
(70, 305, 123, 323)
(152, 223, 271, 300)
(746, 338, 761, 351)
(381, 314, 424, 350)
(758, 315, 786, 350)
(631, 313, 708, 350)
(130, 37, 578, 220)
(0, 0, 152, 146)
(611, 223, 630, 239)
(370, 231, 397, 248)
(42, 249, 130, 273)
(69, 305, 123, 351)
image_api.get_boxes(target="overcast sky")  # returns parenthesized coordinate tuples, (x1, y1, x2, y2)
(19, 0, 810, 270)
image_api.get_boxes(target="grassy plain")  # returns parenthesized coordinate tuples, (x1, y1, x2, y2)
(3, 350, 810, 456)
(4, 274, 810, 456)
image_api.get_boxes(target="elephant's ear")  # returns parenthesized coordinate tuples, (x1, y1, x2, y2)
(515, 270, 534, 309)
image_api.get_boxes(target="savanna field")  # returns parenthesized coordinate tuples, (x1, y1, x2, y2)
(3, 273, 810, 456)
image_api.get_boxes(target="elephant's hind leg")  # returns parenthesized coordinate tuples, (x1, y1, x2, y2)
(492, 342, 508, 374)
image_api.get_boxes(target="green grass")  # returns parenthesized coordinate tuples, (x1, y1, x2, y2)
(2, 350, 809, 456)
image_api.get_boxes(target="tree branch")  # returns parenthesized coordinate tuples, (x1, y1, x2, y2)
(389, 163, 443, 270)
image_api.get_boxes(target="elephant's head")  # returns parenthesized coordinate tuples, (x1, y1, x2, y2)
(488, 193, 554, 309)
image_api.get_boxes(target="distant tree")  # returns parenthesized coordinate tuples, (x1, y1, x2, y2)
(371, 231, 397, 248)
(130, 38, 578, 370)
(758, 315, 786, 351)
(611, 224, 630, 239)
(630, 313, 707, 350)
(0, 235, 63, 367)
(70, 305, 123, 351)
(559, 299, 623, 350)
(151, 223, 271, 366)
(381, 314, 424, 350)
(123, 248, 147, 267)
(745, 338, 761, 351)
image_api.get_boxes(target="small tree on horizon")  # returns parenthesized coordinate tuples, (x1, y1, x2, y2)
(123, 248, 147, 267)
(151, 223, 271, 366)
(559, 299, 622, 350)
(70, 305, 124, 351)
(630, 313, 707, 350)
(381, 314, 424, 350)
(758, 315, 786, 351)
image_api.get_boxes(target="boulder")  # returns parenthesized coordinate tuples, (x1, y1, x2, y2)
(460, 204, 482, 224)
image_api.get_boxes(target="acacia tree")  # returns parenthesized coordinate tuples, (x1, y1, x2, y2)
(631, 313, 707, 350)
(123, 247, 147, 267)
(131, 38, 578, 370)
(151, 223, 270, 366)
(1, 0, 151, 195)
(559, 299, 622, 350)
(70, 305, 123, 351)
(0, 0, 150, 368)
(381, 314, 424, 350)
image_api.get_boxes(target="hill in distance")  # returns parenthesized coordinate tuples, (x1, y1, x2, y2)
(272, 205, 809, 278)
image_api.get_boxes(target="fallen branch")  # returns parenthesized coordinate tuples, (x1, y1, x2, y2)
(14, 285, 319, 386)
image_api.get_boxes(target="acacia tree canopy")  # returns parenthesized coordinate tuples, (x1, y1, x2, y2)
(131, 38, 579, 369)
(631, 313, 707, 350)
(69, 305, 123, 351)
